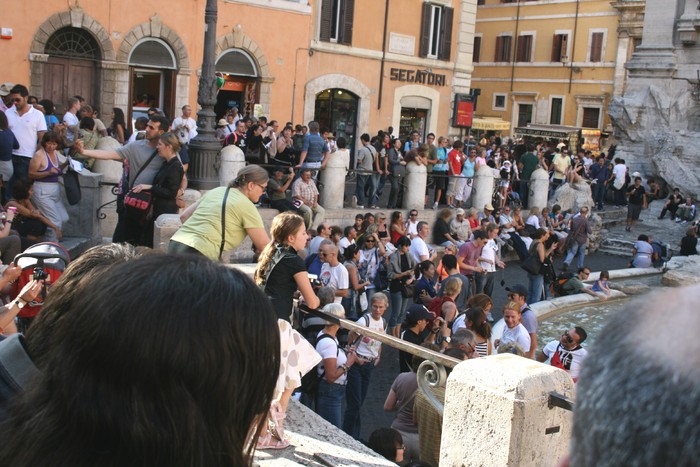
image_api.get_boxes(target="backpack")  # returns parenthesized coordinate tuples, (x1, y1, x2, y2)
(13, 242, 71, 319)
(299, 334, 337, 396)
(651, 240, 670, 268)
(428, 296, 453, 319)
(551, 272, 576, 297)
(360, 312, 388, 332)
(373, 251, 389, 291)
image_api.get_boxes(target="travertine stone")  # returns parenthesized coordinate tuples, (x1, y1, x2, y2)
(320, 153, 348, 209)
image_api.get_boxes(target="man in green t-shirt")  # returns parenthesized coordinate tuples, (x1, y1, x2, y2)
(562, 267, 607, 300)
(518, 144, 539, 208)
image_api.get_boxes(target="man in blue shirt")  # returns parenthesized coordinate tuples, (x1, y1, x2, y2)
(296, 121, 329, 175)
(589, 156, 610, 210)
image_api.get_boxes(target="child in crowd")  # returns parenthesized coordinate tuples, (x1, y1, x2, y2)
(591, 270, 612, 296)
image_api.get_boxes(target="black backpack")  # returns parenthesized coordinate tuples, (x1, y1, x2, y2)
(551, 272, 576, 297)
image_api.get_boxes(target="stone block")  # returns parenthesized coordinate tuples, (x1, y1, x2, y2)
(153, 214, 182, 251)
(61, 171, 103, 243)
(662, 255, 700, 287)
(441, 354, 575, 467)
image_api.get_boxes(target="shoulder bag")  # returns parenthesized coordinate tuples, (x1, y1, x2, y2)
(123, 149, 159, 222)
(521, 241, 543, 275)
(219, 187, 231, 261)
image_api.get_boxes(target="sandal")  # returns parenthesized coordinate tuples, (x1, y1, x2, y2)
(256, 401, 290, 450)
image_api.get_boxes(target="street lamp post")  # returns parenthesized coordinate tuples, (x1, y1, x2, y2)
(188, 0, 220, 189)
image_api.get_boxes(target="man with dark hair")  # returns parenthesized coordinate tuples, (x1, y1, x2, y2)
(560, 267, 607, 300)
(354, 133, 376, 209)
(625, 176, 647, 231)
(409, 221, 436, 263)
(566, 286, 700, 466)
(6, 84, 47, 198)
(267, 166, 297, 213)
(339, 225, 356, 255)
(75, 114, 170, 245)
(517, 144, 539, 208)
(296, 121, 328, 173)
(589, 156, 609, 210)
(562, 206, 592, 271)
(537, 326, 588, 382)
(457, 230, 486, 278)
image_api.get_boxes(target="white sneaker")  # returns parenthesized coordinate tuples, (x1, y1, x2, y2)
(351, 195, 358, 208)
(432, 202, 438, 210)
(486, 312, 495, 323)
(675, 217, 681, 222)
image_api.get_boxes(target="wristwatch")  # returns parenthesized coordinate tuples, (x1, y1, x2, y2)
(443, 336, 451, 344)
(12, 298, 26, 309)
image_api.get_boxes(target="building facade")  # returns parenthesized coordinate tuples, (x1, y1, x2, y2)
(471, 0, 633, 139)
(1, 0, 477, 152)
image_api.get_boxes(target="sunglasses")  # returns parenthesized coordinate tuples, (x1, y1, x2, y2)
(410, 213, 418, 216)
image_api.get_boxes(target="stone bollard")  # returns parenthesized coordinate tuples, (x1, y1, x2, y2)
(153, 214, 183, 251)
(218, 145, 245, 187)
(92, 137, 125, 238)
(529, 168, 550, 210)
(403, 162, 427, 210)
(472, 164, 496, 212)
(320, 153, 348, 209)
(440, 354, 575, 466)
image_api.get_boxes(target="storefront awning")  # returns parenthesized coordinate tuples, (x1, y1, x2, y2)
(514, 125, 581, 139)
(471, 117, 510, 131)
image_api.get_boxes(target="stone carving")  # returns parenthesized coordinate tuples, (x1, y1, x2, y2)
(609, 83, 700, 198)
(548, 181, 594, 212)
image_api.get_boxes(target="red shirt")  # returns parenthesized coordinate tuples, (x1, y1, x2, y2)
(448, 149, 464, 175)
(458, 240, 483, 276)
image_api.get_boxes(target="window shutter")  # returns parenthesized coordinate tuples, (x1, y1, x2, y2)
(473, 36, 481, 63)
(495, 36, 503, 62)
(590, 32, 603, 62)
(340, 0, 355, 45)
(319, 0, 333, 42)
(419, 2, 432, 58)
(551, 34, 562, 62)
(438, 7, 453, 61)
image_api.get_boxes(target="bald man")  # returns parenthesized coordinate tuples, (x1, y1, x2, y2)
(565, 284, 700, 467)
(318, 243, 348, 303)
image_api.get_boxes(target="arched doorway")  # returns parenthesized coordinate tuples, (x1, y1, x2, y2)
(215, 49, 259, 119)
(128, 38, 178, 121)
(314, 88, 359, 161)
(43, 27, 101, 118)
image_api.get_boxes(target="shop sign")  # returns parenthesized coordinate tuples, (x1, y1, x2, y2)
(390, 68, 446, 86)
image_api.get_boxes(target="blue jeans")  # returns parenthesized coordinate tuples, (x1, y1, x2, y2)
(342, 291, 358, 321)
(356, 174, 370, 206)
(527, 273, 545, 304)
(342, 361, 375, 439)
(389, 291, 411, 328)
(564, 240, 586, 269)
(475, 271, 495, 297)
(592, 182, 606, 209)
(369, 173, 380, 206)
(317, 379, 345, 429)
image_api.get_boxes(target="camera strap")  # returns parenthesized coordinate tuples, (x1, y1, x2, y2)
(219, 187, 231, 261)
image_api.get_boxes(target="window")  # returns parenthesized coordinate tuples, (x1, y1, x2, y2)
(420, 3, 454, 60)
(589, 31, 605, 62)
(477, 0, 485, 4)
(495, 35, 512, 63)
(517, 104, 533, 127)
(551, 33, 569, 62)
(473, 36, 482, 63)
(319, 0, 354, 45)
(515, 34, 533, 62)
(493, 93, 507, 111)
(582, 107, 601, 128)
(550, 97, 563, 125)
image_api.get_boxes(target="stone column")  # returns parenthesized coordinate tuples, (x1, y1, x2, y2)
(218, 145, 246, 187)
(61, 170, 103, 253)
(625, 0, 676, 78)
(528, 168, 550, 210)
(320, 155, 348, 209)
(402, 162, 427, 211)
(612, 35, 631, 98)
(449, 0, 478, 134)
(471, 164, 495, 213)
(441, 354, 575, 466)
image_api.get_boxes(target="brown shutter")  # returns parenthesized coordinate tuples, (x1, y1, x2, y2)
(473, 36, 481, 63)
(590, 32, 603, 62)
(319, 0, 333, 42)
(340, 0, 355, 45)
(438, 7, 453, 61)
(551, 34, 562, 62)
(419, 2, 432, 58)
(516, 35, 531, 62)
(495, 36, 503, 62)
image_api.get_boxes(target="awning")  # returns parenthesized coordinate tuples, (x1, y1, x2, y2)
(472, 117, 510, 131)
(514, 125, 581, 139)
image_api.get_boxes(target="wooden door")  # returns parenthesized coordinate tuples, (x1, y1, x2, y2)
(43, 57, 95, 118)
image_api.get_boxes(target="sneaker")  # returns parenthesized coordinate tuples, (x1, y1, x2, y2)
(357, 205, 365, 209)
(370, 205, 379, 209)
(351, 195, 358, 208)
(432, 202, 438, 210)
(448, 203, 456, 208)
(675, 218, 681, 223)
(681, 220, 688, 225)
(486, 312, 495, 323)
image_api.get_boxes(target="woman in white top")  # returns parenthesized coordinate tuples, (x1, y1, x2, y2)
(495, 301, 531, 353)
(631, 234, 655, 268)
(526, 206, 541, 230)
(315, 303, 357, 428)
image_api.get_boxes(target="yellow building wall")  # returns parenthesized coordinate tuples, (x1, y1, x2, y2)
(473, 0, 619, 131)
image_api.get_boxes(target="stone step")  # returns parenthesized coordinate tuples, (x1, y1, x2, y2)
(59, 236, 99, 260)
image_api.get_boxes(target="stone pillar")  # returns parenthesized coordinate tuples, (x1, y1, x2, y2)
(153, 214, 182, 251)
(320, 154, 348, 209)
(448, 0, 478, 134)
(625, 0, 676, 78)
(92, 137, 124, 238)
(528, 168, 549, 210)
(472, 164, 495, 212)
(218, 145, 245, 187)
(61, 170, 103, 254)
(441, 354, 575, 466)
(403, 162, 427, 211)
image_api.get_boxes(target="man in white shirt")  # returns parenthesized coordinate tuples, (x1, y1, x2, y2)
(6, 84, 47, 197)
(309, 223, 330, 255)
(338, 226, 357, 255)
(449, 208, 471, 245)
(171, 105, 198, 144)
(410, 221, 436, 263)
(405, 210, 419, 239)
(62, 97, 81, 147)
(319, 243, 349, 303)
(537, 326, 588, 382)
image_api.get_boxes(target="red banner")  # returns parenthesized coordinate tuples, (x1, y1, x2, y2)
(455, 100, 474, 127)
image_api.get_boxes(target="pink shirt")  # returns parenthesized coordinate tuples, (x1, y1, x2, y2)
(458, 240, 483, 276)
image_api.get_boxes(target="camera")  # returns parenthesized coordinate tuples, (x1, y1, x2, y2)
(33, 266, 48, 281)
(307, 274, 322, 288)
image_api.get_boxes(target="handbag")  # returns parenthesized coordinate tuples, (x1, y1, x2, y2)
(400, 282, 414, 298)
(63, 166, 81, 205)
(122, 149, 159, 221)
(521, 242, 543, 275)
